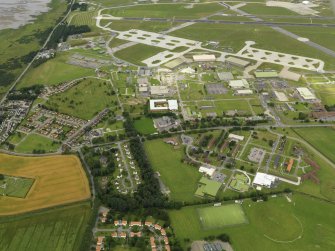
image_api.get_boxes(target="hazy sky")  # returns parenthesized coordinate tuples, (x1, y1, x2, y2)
(0, 0, 50, 30)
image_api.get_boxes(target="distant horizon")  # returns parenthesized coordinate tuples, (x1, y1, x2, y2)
(0, 0, 50, 30)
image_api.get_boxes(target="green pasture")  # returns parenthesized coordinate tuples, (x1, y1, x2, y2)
(45, 78, 117, 120)
(15, 134, 60, 153)
(0, 202, 92, 251)
(18, 53, 95, 88)
(144, 139, 201, 202)
(103, 3, 226, 19)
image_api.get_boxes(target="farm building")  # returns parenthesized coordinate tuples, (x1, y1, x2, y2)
(296, 87, 317, 101)
(225, 57, 250, 68)
(252, 172, 278, 188)
(199, 166, 216, 177)
(229, 79, 249, 89)
(193, 54, 216, 62)
(149, 99, 178, 112)
(254, 71, 278, 78)
(195, 177, 222, 198)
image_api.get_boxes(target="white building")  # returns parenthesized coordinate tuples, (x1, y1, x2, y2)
(236, 89, 253, 95)
(229, 79, 249, 89)
(253, 172, 278, 188)
(296, 87, 316, 101)
(199, 166, 216, 177)
(228, 133, 244, 142)
(193, 54, 216, 62)
(149, 99, 178, 112)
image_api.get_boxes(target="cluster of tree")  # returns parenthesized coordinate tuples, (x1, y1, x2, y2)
(199, 134, 213, 148)
(46, 24, 91, 49)
(7, 85, 44, 101)
(83, 147, 116, 177)
(223, 188, 292, 202)
(71, 2, 88, 11)
(325, 104, 335, 111)
(0, 70, 15, 87)
(129, 137, 167, 208)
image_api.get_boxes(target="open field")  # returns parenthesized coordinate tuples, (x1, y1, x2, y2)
(171, 23, 335, 69)
(283, 27, 335, 52)
(103, 3, 226, 19)
(0, 175, 34, 198)
(15, 134, 60, 153)
(17, 53, 95, 88)
(293, 127, 335, 163)
(169, 194, 335, 250)
(311, 84, 335, 105)
(133, 117, 156, 135)
(114, 44, 165, 66)
(144, 139, 201, 202)
(198, 204, 247, 229)
(45, 78, 117, 120)
(69, 10, 98, 29)
(107, 20, 178, 32)
(240, 3, 298, 16)
(0, 0, 68, 97)
(0, 202, 91, 251)
(0, 154, 90, 215)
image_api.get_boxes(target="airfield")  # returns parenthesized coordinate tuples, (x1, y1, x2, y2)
(0, 0, 335, 251)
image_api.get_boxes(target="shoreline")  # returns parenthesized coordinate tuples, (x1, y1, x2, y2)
(0, 0, 52, 30)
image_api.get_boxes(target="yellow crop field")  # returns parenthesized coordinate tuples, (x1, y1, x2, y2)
(0, 154, 90, 215)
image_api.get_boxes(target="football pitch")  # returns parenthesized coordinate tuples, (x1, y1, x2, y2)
(198, 204, 247, 230)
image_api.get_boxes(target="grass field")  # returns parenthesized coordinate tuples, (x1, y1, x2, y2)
(0, 202, 91, 251)
(144, 139, 201, 202)
(311, 84, 335, 106)
(0, 154, 90, 215)
(45, 78, 117, 120)
(107, 20, 178, 32)
(169, 194, 335, 250)
(114, 44, 165, 66)
(15, 134, 60, 153)
(240, 3, 298, 16)
(18, 53, 95, 88)
(0, 175, 34, 198)
(198, 204, 247, 229)
(293, 127, 335, 163)
(133, 117, 156, 135)
(171, 23, 335, 69)
(103, 3, 226, 19)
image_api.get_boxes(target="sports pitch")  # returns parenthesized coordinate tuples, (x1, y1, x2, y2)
(198, 204, 248, 229)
